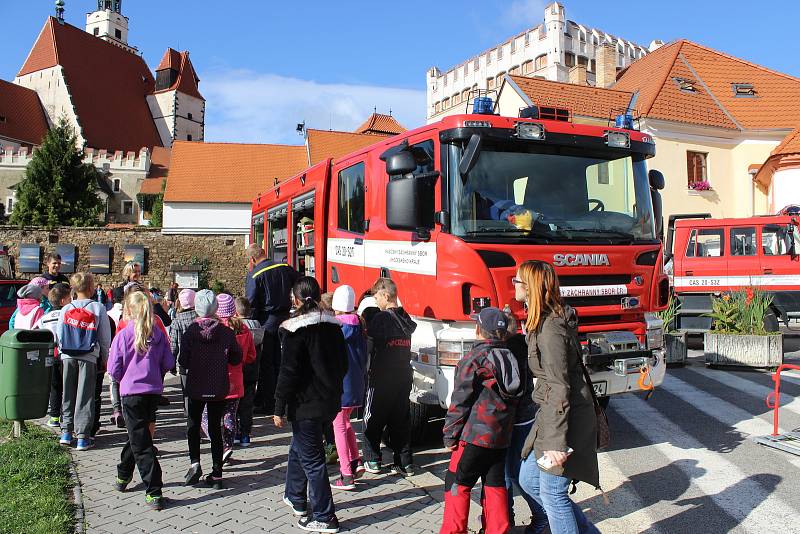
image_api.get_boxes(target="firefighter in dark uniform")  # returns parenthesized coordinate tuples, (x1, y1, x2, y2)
(245, 244, 299, 414)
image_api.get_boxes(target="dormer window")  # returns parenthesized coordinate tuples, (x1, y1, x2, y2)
(673, 77, 698, 93)
(732, 83, 757, 97)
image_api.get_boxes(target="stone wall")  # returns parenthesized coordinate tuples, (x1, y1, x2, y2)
(0, 226, 248, 295)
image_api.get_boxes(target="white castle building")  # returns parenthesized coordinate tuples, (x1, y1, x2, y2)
(426, 2, 661, 122)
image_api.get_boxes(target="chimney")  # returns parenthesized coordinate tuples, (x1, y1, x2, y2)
(569, 64, 587, 86)
(596, 43, 617, 88)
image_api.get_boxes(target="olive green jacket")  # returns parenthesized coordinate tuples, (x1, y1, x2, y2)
(522, 307, 600, 489)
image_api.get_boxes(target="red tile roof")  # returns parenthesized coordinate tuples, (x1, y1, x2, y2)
(614, 40, 800, 130)
(154, 48, 203, 100)
(164, 142, 308, 203)
(156, 48, 181, 71)
(355, 113, 406, 136)
(771, 128, 800, 157)
(138, 146, 172, 195)
(17, 18, 162, 152)
(306, 129, 389, 165)
(0, 79, 49, 146)
(507, 75, 633, 120)
(147, 146, 172, 179)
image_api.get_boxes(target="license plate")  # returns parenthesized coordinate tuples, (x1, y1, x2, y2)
(560, 284, 627, 297)
(592, 381, 607, 396)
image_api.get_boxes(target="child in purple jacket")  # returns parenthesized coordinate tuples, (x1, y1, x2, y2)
(107, 291, 175, 511)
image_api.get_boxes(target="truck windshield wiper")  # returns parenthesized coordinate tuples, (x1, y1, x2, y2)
(560, 228, 637, 242)
(464, 227, 529, 235)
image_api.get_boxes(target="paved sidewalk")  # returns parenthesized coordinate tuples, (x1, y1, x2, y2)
(68, 377, 451, 533)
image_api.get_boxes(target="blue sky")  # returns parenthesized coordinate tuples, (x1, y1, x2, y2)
(3, 0, 799, 144)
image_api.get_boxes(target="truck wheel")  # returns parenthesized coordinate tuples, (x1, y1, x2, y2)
(409, 401, 429, 445)
(598, 396, 610, 409)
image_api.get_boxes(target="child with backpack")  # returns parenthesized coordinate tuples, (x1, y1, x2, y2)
(330, 285, 368, 490)
(36, 284, 72, 428)
(235, 297, 263, 447)
(201, 294, 256, 464)
(108, 290, 174, 511)
(440, 307, 523, 534)
(179, 290, 243, 489)
(56, 273, 111, 451)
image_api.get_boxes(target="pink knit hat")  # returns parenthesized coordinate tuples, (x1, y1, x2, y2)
(216, 293, 236, 318)
(30, 276, 49, 288)
(178, 289, 195, 309)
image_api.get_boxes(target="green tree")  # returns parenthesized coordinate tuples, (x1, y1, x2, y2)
(11, 118, 103, 227)
(147, 180, 165, 228)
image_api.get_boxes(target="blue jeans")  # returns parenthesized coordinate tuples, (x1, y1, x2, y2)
(506, 422, 548, 533)
(285, 418, 336, 522)
(518, 454, 600, 534)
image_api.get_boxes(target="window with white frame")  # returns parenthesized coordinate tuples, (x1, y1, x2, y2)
(6, 197, 13, 213)
(122, 200, 134, 215)
(686, 151, 709, 188)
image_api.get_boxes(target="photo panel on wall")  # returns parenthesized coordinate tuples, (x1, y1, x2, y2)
(123, 245, 146, 275)
(19, 243, 41, 273)
(89, 244, 112, 274)
(55, 244, 76, 273)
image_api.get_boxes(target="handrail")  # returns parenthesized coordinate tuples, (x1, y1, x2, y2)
(765, 363, 800, 436)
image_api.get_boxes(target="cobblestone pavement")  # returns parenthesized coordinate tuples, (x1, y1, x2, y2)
(65, 377, 457, 534)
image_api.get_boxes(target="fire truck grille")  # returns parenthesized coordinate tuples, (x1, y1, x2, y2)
(564, 295, 623, 307)
(558, 275, 632, 286)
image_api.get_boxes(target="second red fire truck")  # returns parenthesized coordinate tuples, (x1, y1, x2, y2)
(252, 102, 670, 436)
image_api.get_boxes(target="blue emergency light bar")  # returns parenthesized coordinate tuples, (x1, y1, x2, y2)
(472, 97, 494, 115)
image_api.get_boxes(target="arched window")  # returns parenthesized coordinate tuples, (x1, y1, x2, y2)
(535, 54, 548, 70)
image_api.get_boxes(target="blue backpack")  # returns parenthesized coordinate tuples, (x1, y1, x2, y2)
(61, 303, 99, 356)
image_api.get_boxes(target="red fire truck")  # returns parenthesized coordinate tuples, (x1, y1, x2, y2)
(666, 213, 800, 332)
(251, 104, 670, 436)
(0, 250, 26, 333)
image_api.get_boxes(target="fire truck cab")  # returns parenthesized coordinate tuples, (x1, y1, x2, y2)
(667, 214, 800, 331)
(0, 250, 25, 334)
(252, 103, 670, 437)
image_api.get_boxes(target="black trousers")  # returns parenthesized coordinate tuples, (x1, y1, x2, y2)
(48, 359, 63, 418)
(118, 395, 163, 497)
(187, 399, 225, 476)
(363, 378, 413, 466)
(237, 381, 257, 434)
(254, 331, 281, 412)
(91, 370, 105, 437)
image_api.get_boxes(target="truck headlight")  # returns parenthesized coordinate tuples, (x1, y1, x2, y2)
(645, 313, 664, 349)
(437, 340, 474, 366)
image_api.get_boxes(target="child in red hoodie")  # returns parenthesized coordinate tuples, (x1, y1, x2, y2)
(201, 294, 256, 464)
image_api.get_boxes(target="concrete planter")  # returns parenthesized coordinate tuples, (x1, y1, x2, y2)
(664, 332, 688, 365)
(704, 332, 783, 369)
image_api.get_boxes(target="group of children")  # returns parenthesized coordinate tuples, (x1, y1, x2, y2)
(15, 254, 538, 532)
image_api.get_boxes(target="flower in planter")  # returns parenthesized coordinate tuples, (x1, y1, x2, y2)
(689, 180, 712, 191)
(707, 288, 773, 335)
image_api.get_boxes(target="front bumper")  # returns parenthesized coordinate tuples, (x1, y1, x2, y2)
(411, 360, 454, 409)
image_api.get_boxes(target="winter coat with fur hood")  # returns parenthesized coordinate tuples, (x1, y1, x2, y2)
(275, 310, 348, 422)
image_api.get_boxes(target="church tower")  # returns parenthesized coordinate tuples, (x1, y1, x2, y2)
(147, 48, 206, 147)
(85, 0, 137, 53)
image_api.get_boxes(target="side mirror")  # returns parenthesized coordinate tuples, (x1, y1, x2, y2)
(386, 151, 417, 176)
(459, 134, 483, 176)
(386, 174, 437, 236)
(648, 169, 665, 190)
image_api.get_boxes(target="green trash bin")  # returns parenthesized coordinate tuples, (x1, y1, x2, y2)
(0, 329, 55, 421)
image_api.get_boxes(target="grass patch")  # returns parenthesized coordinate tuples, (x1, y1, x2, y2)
(0, 421, 74, 534)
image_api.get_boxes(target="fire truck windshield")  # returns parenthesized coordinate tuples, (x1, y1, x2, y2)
(448, 142, 657, 243)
